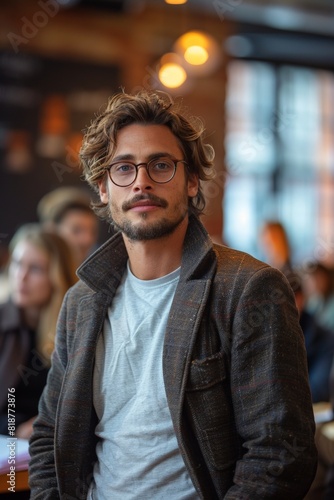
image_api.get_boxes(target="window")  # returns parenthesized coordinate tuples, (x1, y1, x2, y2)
(224, 59, 334, 266)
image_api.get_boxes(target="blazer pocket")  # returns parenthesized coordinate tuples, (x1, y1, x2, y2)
(187, 350, 226, 391)
(185, 350, 240, 470)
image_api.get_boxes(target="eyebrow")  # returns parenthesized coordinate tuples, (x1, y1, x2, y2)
(111, 152, 179, 163)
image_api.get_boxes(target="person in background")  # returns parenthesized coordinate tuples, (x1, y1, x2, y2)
(304, 261, 334, 333)
(29, 90, 316, 499)
(37, 186, 99, 265)
(305, 356, 334, 499)
(0, 224, 77, 438)
(259, 220, 293, 275)
(259, 223, 334, 402)
(322, 360, 334, 498)
(287, 272, 334, 403)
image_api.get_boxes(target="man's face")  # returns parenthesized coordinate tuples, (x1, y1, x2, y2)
(98, 124, 198, 242)
(58, 210, 98, 263)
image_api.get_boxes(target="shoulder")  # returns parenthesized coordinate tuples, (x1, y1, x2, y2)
(211, 244, 293, 302)
(62, 279, 96, 309)
(212, 243, 280, 279)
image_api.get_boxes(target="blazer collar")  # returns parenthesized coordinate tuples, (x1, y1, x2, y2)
(180, 214, 216, 281)
(77, 230, 127, 296)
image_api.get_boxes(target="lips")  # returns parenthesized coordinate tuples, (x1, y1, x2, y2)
(123, 194, 168, 211)
(130, 200, 161, 209)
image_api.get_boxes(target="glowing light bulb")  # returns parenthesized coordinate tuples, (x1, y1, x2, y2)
(174, 30, 221, 75)
(184, 46, 209, 65)
(159, 62, 187, 88)
(165, 0, 187, 4)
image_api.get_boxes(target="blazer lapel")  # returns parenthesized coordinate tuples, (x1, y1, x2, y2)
(163, 278, 212, 434)
(56, 291, 112, 493)
(70, 291, 111, 372)
(163, 215, 216, 434)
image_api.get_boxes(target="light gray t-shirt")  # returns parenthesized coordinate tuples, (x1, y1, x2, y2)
(87, 263, 199, 499)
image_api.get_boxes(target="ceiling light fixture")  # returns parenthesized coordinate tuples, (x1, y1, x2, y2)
(164, 0, 187, 4)
(158, 53, 187, 89)
(174, 30, 221, 75)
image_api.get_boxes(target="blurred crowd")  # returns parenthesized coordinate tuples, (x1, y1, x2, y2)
(260, 220, 334, 499)
(0, 186, 99, 439)
(260, 220, 334, 405)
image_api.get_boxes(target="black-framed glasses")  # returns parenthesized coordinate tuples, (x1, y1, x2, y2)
(107, 157, 188, 187)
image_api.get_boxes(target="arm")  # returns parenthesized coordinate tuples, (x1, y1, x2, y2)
(227, 266, 317, 498)
(28, 292, 70, 499)
(16, 416, 36, 439)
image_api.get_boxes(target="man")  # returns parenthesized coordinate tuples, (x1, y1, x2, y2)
(29, 91, 317, 499)
(38, 186, 99, 265)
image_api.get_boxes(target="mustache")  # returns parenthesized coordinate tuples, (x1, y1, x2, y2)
(122, 194, 168, 211)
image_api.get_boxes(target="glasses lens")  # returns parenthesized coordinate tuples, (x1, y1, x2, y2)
(110, 162, 136, 186)
(148, 158, 175, 183)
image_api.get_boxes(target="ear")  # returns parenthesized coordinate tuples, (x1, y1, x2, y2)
(98, 178, 109, 204)
(187, 173, 199, 198)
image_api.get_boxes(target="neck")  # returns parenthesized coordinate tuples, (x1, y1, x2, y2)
(123, 216, 189, 280)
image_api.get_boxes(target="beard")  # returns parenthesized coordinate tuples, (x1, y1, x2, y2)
(111, 193, 189, 241)
(113, 213, 187, 241)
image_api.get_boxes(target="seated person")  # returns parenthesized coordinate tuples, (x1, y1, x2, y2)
(259, 220, 293, 275)
(288, 272, 334, 403)
(0, 224, 77, 438)
(37, 186, 99, 265)
(304, 261, 334, 332)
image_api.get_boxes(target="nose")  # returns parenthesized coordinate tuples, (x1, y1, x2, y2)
(133, 164, 153, 190)
(16, 264, 29, 282)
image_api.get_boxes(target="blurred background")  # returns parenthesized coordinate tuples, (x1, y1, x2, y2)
(0, 0, 334, 266)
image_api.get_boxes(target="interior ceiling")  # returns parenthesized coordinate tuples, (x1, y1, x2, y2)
(71, 1, 334, 37)
(137, 0, 334, 66)
(195, 0, 334, 65)
(135, 0, 334, 37)
(180, 0, 334, 36)
(81, 0, 334, 15)
(236, 0, 333, 9)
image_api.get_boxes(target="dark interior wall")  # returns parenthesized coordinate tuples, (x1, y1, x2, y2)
(0, 52, 119, 243)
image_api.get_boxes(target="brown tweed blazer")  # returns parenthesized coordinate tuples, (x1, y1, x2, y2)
(29, 215, 317, 499)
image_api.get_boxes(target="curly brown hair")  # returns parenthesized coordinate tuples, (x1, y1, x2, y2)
(79, 90, 215, 220)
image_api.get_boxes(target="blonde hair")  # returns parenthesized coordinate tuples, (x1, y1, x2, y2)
(9, 224, 78, 363)
(80, 90, 215, 220)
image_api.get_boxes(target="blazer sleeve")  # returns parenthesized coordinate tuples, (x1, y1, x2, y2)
(226, 265, 317, 499)
(28, 291, 70, 499)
